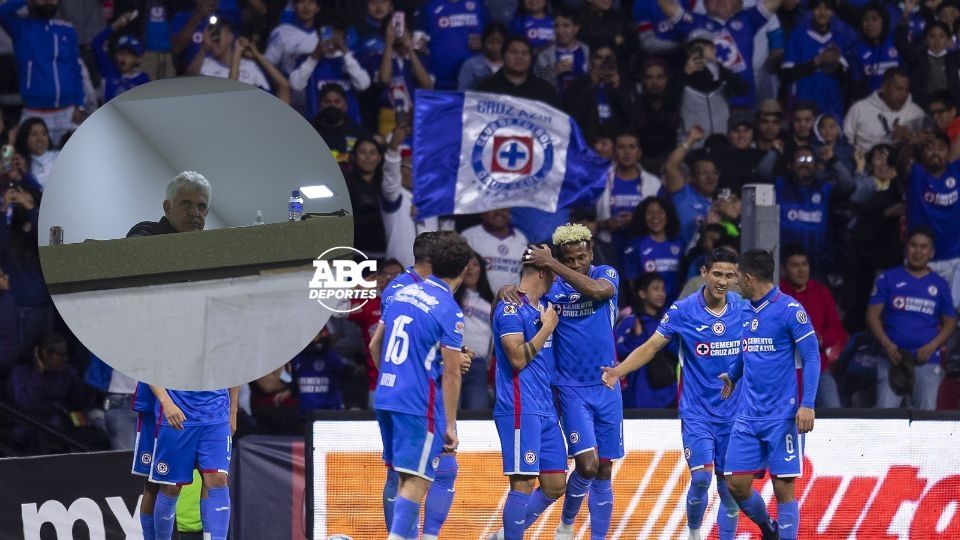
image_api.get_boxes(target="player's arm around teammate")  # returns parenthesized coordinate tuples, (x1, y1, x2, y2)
(525, 244, 615, 300)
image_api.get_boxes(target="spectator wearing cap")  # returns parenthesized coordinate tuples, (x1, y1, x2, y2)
(867, 227, 956, 410)
(533, 8, 589, 97)
(414, 0, 487, 90)
(846, 2, 899, 101)
(310, 83, 370, 162)
(657, 0, 783, 110)
(562, 40, 637, 145)
(636, 58, 681, 172)
(1, 0, 88, 145)
(844, 67, 924, 152)
(92, 11, 151, 103)
(755, 98, 785, 153)
(927, 91, 960, 156)
(896, 18, 959, 109)
(715, 111, 776, 194)
(677, 29, 750, 138)
(459, 22, 506, 90)
(779, 244, 848, 408)
(781, 0, 850, 119)
(289, 23, 371, 122)
(661, 125, 717, 250)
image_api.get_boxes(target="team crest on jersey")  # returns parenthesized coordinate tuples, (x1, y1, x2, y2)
(504, 304, 518, 315)
(751, 318, 758, 331)
(712, 321, 725, 335)
(155, 462, 169, 475)
(524, 451, 537, 464)
(432, 456, 440, 470)
(606, 268, 617, 278)
(696, 342, 710, 356)
(570, 432, 580, 444)
(471, 115, 554, 197)
(893, 296, 906, 309)
(947, 177, 957, 189)
(140, 452, 152, 465)
(730, 20, 743, 31)
(644, 260, 657, 272)
(796, 310, 808, 324)
(498, 244, 509, 255)
(670, 245, 681, 255)
(889, 47, 899, 57)
(929, 285, 938, 296)
(569, 293, 581, 302)
(455, 321, 465, 333)
(811, 193, 822, 204)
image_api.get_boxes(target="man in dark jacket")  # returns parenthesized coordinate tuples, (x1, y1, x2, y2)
(127, 170, 212, 237)
(563, 41, 638, 144)
(477, 35, 560, 108)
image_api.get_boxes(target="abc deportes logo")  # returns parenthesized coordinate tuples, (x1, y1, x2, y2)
(309, 247, 378, 313)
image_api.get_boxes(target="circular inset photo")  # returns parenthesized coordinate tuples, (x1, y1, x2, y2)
(37, 76, 354, 391)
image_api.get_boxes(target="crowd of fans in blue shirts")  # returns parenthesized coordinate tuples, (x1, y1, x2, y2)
(1, 0, 960, 455)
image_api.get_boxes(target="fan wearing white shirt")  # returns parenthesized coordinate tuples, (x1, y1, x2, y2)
(265, 0, 320, 111)
(461, 208, 529, 295)
(187, 19, 291, 104)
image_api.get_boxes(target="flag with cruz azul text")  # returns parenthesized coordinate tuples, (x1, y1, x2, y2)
(412, 90, 609, 218)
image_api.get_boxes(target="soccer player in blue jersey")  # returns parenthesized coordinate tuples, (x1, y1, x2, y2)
(148, 385, 239, 540)
(371, 231, 473, 540)
(375, 233, 473, 540)
(519, 224, 621, 540)
(719, 249, 821, 540)
(602, 248, 744, 540)
(131, 382, 161, 540)
(487, 252, 565, 540)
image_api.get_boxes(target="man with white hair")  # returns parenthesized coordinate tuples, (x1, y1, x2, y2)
(127, 170, 212, 236)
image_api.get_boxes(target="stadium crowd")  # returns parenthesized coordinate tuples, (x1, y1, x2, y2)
(1, 0, 960, 456)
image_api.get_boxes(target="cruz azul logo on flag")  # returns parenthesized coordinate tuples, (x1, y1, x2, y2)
(470, 101, 555, 196)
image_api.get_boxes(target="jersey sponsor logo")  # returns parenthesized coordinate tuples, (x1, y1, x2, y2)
(524, 451, 537, 464)
(309, 247, 378, 313)
(744, 337, 775, 352)
(896, 281, 907, 288)
(697, 340, 740, 356)
(140, 452, 152, 465)
(504, 304, 518, 314)
(712, 321, 725, 335)
(928, 285, 938, 296)
(470, 112, 555, 198)
(892, 295, 938, 315)
(695, 325, 709, 332)
(786, 208, 824, 223)
(644, 260, 657, 272)
(155, 462, 169, 475)
(570, 431, 580, 445)
(923, 189, 959, 206)
(796, 310, 808, 324)
(696, 342, 711, 356)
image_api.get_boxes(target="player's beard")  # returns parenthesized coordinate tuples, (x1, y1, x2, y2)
(318, 106, 345, 126)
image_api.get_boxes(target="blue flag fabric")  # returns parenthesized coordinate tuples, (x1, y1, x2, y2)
(412, 90, 609, 218)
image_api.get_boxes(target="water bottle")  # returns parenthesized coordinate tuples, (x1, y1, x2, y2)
(288, 190, 303, 222)
(253, 210, 264, 226)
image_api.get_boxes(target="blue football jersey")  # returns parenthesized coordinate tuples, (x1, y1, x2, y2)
(776, 176, 832, 265)
(907, 162, 960, 260)
(379, 266, 425, 322)
(869, 267, 956, 354)
(132, 381, 156, 413)
(157, 389, 230, 427)
(783, 23, 851, 117)
(846, 36, 900, 93)
(509, 15, 554, 51)
(736, 287, 817, 420)
(656, 288, 744, 421)
(545, 265, 619, 386)
(492, 296, 556, 417)
(415, 0, 487, 89)
(622, 235, 684, 303)
(374, 277, 465, 422)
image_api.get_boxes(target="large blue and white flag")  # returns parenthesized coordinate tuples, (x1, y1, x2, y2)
(412, 90, 609, 218)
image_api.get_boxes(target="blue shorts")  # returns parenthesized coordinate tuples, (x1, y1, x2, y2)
(494, 414, 568, 476)
(149, 422, 232, 485)
(724, 417, 802, 478)
(376, 409, 445, 481)
(131, 412, 158, 477)
(681, 418, 734, 474)
(555, 384, 624, 460)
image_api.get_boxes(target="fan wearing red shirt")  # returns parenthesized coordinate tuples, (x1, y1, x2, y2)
(779, 244, 848, 408)
(349, 258, 404, 408)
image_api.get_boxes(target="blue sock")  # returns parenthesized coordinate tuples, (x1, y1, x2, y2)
(524, 488, 556, 529)
(588, 479, 613, 540)
(383, 468, 400, 531)
(561, 471, 593, 525)
(140, 512, 155, 540)
(423, 455, 458, 536)
(715, 479, 740, 540)
(199, 487, 230, 540)
(686, 469, 713, 529)
(390, 496, 420, 538)
(503, 490, 531, 540)
(738, 489, 776, 533)
(777, 501, 799, 540)
(152, 492, 178, 540)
